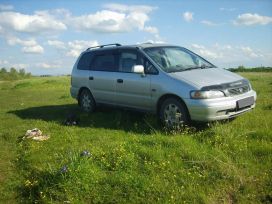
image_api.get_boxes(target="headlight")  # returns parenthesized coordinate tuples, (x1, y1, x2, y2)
(190, 90, 225, 99)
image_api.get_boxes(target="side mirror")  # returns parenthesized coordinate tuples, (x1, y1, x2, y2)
(132, 65, 144, 74)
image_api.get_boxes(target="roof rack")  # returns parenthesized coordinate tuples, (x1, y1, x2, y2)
(86, 43, 121, 51)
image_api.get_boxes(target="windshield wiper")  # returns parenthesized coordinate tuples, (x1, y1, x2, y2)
(167, 66, 199, 73)
(195, 65, 214, 69)
(166, 65, 186, 73)
(167, 64, 213, 73)
(183, 67, 201, 71)
(181, 65, 214, 71)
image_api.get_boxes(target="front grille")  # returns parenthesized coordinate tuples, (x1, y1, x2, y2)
(227, 85, 250, 96)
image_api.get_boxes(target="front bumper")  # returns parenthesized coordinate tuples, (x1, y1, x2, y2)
(184, 90, 257, 122)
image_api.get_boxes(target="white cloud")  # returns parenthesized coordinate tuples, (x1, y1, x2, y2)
(69, 10, 127, 33)
(143, 26, 158, 34)
(48, 8, 71, 18)
(0, 60, 29, 69)
(67, 40, 98, 51)
(199, 49, 220, 59)
(67, 9, 151, 33)
(190, 43, 268, 67)
(0, 4, 14, 11)
(11, 63, 28, 69)
(201, 20, 218, 26)
(47, 39, 99, 57)
(0, 4, 158, 36)
(183, 11, 193, 22)
(61, 4, 157, 34)
(240, 46, 260, 58)
(36, 62, 61, 69)
(191, 44, 224, 60)
(191, 43, 205, 50)
(22, 45, 44, 54)
(66, 40, 99, 57)
(141, 40, 166, 44)
(47, 40, 66, 49)
(103, 3, 156, 13)
(0, 11, 67, 34)
(0, 59, 9, 65)
(7, 36, 44, 54)
(63, 3, 158, 34)
(233, 13, 272, 26)
(214, 43, 232, 50)
(223, 45, 232, 50)
(66, 49, 81, 58)
(220, 7, 236, 12)
(7, 36, 37, 46)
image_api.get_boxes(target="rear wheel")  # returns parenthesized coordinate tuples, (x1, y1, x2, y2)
(79, 89, 95, 113)
(160, 97, 189, 128)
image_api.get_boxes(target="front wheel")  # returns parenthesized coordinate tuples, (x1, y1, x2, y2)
(160, 98, 189, 128)
(79, 89, 96, 113)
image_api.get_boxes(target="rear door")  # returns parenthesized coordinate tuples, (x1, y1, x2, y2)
(89, 50, 119, 105)
(71, 51, 93, 96)
(114, 49, 155, 110)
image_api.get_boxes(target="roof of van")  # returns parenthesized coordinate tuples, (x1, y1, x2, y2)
(136, 43, 173, 49)
(85, 43, 175, 52)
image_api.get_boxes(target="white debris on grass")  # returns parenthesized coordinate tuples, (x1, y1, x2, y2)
(24, 128, 50, 141)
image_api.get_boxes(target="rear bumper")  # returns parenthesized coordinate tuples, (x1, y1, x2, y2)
(70, 87, 79, 99)
(184, 90, 257, 122)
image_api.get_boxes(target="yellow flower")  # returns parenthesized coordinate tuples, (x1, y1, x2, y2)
(24, 180, 31, 187)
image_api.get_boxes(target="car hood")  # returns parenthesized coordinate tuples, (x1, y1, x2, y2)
(168, 68, 244, 88)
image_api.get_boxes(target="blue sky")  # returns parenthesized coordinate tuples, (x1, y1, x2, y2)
(0, 0, 272, 75)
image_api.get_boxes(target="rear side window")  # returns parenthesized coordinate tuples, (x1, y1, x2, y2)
(77, 52, 93, 70)
(91, 53, 118, 71)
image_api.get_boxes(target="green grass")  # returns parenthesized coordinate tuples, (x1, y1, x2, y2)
(0, 73, 271, 203)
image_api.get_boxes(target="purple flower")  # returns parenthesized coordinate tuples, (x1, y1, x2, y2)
(60, 165, 68, 173)
(80, 150, 91, 157)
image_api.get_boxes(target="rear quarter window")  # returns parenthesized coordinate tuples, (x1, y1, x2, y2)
(77, 52, 93, 70)
(91, 52, 118, 71)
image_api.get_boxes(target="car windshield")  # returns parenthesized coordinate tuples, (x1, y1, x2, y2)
(144, 46, 215, 73)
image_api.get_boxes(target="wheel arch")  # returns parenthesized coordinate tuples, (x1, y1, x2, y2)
(156, 94, 191, 121)
(77, 87, 95, 105)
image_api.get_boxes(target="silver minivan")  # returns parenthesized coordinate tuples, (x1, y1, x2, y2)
(70, 43, 256, 127)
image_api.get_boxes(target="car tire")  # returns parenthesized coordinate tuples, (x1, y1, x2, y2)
(160, 97, 189, 128)
(79, 89, 96, 113)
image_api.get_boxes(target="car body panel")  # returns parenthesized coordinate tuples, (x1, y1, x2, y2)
(89, 71, 119, 105)
(168, 68, 244, 89)
(115, 72, 152, 110)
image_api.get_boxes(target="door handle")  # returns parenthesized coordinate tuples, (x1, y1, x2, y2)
(89, 76, 94, 80)
(117, 79, 123, 83)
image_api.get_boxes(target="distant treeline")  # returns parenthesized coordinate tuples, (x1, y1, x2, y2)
(0, 68, 31, 80)
(228, 66, 272, 72)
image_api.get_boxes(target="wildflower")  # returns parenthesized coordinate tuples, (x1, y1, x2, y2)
(60, 165, 68, 173)
(80, 150, 91, 157)
(25, 180, 31, 187)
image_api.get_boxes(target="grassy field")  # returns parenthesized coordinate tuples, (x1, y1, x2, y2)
(0, 72, 271, 203)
